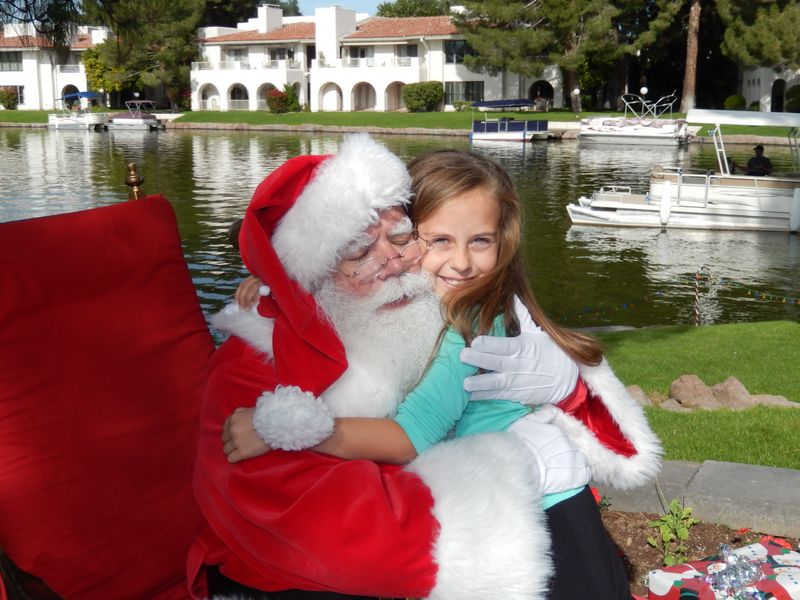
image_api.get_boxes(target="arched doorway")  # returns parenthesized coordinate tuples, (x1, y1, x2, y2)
(352, 82, 376, 111)
(385, 82, 404, 111)
(228, 84, 249, 110)
(60, 84, 79, 109)
(529, 80, 554, 112)
(199, 84, 220, 110)
(319, 82, 342, 112)
(771, 79, 786, 112)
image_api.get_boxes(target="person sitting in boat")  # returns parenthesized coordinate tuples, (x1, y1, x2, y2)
(190, 134, 661, 600)
(746, 145, 773, 176)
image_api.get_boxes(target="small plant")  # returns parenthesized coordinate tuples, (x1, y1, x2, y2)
(0, 86, 19, 110)
(647, 498, 700, 566)
(452, 100, 472, 112)
(723, 94, 746, 110)
(283, 84, 301, 112)
(266, 89, 289, 113)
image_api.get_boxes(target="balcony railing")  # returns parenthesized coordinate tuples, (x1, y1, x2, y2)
(228, 99, 249, 110)
(192, 59, 302, 72)
(56, 64, 81, 74)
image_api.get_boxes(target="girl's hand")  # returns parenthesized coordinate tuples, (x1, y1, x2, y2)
(222, 407, 272, 463)
(234, 275, 265, 311)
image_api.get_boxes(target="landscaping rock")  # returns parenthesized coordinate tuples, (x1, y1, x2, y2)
(670, 374, 722, 409)
(711, 376, 756, 410)
(659, 398, 694, 413)
(752, 394, 798, 408)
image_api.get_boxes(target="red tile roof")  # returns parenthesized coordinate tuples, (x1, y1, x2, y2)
(344, 16, 456, 40)
(0, 31, 96, 49)
(203, 22, 315, 43)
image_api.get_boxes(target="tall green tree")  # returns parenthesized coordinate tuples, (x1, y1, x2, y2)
(84, 0, 203, 110)
(376, 0, 447, 17)
(452, 0, 619, 111)
(718, 0, 800, 71)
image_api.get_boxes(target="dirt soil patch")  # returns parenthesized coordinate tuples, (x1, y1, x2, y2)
(601, 509, 800, 598)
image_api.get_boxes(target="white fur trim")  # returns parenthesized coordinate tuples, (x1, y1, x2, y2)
(252, 385, 335, 451)
(407, 433, 552, 600)
(552, 359, 663, 489)
(210, 305, 274, 360)
(272, 134, 412, 291)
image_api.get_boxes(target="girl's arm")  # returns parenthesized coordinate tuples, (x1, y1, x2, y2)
(314, 418, 417, 464)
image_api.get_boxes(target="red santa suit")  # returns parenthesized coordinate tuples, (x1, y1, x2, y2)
(188, 135, 661, 599)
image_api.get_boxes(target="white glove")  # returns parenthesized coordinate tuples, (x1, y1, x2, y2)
(508, 409, 591, 495)
(460, 296, 579, 405)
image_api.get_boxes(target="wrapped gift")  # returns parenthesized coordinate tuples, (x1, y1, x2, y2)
(647, 540, 800, 599)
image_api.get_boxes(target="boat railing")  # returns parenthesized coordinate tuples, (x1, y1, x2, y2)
(621, 92, 678, 122)
(599, 185, 632, 195)
(789, 127, 799, 171)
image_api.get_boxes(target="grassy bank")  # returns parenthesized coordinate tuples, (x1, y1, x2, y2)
(597, 321, 800, 470)
(1, 108, 794, 137)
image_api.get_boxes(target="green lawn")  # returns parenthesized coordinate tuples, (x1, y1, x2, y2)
(1, 108, 793, 137)
(596, 321, 800, 470)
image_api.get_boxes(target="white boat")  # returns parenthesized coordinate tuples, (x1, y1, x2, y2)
(107, 100, 165, 131)
(578, 93, 690, 146)
(470, 99, 551, 143)
(47, 91, 109, 131)
(567, 109, 800, 233)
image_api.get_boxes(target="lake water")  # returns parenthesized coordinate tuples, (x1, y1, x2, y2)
(1, 127, 798, 328)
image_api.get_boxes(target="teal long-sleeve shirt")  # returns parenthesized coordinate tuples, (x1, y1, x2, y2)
(394, 317, 531, 454)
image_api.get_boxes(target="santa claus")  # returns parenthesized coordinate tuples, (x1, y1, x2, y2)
(189, 135, 662, 599)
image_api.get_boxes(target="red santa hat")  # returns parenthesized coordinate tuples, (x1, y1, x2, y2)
(242, 133, 412, 294)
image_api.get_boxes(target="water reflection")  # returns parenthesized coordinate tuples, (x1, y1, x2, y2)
(1, 128, 797, 328)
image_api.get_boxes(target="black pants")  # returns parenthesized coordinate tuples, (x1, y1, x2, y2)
(545, 485, 631, 600)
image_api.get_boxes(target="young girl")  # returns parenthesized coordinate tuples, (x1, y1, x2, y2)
(231, 149, 632, 599)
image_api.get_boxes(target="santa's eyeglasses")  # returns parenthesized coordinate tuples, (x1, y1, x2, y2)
(339, 234, 425, 284)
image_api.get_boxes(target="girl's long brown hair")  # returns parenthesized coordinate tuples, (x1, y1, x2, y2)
(408, 150, 602, 366)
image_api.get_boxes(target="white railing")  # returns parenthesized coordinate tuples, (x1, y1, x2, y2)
(345, 58, 375, 67)
(57, 64, 81, 73)
(219, 61, 251, 70)
(262, 60, 280, 69)
(227, 99, 249, 110)
(192, 62, 213, 71)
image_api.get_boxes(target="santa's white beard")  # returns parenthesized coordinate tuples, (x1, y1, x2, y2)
(314, 271, 444, 418)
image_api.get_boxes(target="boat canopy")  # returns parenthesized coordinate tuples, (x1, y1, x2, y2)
(687, 109, 800, 128)
(471, 99, 534, 109)
(60, 91, 101, 101)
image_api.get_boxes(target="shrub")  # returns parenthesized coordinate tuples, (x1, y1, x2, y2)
(748, 100, 760, 111)
(0, 87, 19, 110)
(786, 85, 800, 112)
(266, 89, 289, 113)
(452, 100, 472, 112)
(403, 81, 443, 112)
(283, 84, 301, 112)
(723, 94, 746, 110)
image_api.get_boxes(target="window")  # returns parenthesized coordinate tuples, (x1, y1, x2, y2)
(0, 52, 23, 72)
(397, 44, 418, 58)
(226, 48, 248, 62)
(445, 81, 483, 105)
(269, 48, 287, 61)
(444, 40, 472, 64)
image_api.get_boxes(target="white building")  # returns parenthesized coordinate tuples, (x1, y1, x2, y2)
(741, 66, 800, 112)
(0, 23, 107, 110)
(192, 4, 563, 112)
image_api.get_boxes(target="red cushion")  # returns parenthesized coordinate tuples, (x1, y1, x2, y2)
(0, 197, 215, 599)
